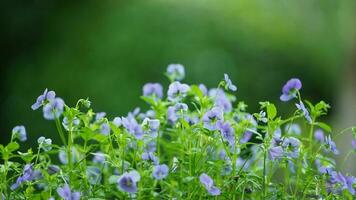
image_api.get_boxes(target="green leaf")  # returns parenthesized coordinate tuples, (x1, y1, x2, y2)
(267, 104, 277, 120)
(315, 122, 332, 132)
(6, 142, 19, 153)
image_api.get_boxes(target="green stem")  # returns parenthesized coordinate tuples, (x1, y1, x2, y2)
(55, 118, 67, 146)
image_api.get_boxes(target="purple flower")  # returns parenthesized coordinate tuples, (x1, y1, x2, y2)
(282, 137, 301, 158)
(223, 73, 237, 91)
(209, 89, 232, 112)
(95, 112, 106, 121)
(100, 123, 111, 135)
(199, 173, 221, 196)
(315, 158, 334, 174)
(330, 171, 355, 195)
(118, 170, 141, 193)
(11, 164, 42, 190)
(57, 184, 80, 200)
(295, 101, 312, 123)
(167, 64, 185, 81)
(145, 140, 157, 153)
(122, 117, 144, 139)
(199, 84, 208, 95)
(47, 165, 60, 175)
(314, 129, 324, 142)
(324, 135, 339, 155)
(352, 139, 356, 150)
(280, 78, 302, 101)
(113, 117, 122, 127)
(142, 152, 159, 165)
(12, 125, 27, 142)
(143, 83, 163, 99)
(59, 147, 79, 164)
(86, 166, 102, 185)
(217, 121, 235, 146)
(285, 124, 301, 135)
(167, 103, 188, 124)
(142, 118, 160, 137)
(268, 146, 284, 160)
(167, 81, 190, 101)
(240, 131, 253, 144)
(152, 164, 169, 180)
(43, 98, 65, 120)
(31, 89, 56, 110)
(202, 107, 224, 131)
(37, 136, 52, 151)
(62, 117, 80, 131)
(92, 152, 106, 164)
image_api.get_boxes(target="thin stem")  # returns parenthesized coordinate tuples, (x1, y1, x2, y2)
(55, 118, 67, 146)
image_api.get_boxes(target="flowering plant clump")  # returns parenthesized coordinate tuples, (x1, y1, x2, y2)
(1, 65, 355, 199)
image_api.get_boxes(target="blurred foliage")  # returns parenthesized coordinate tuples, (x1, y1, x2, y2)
(1, 0, 355, 147)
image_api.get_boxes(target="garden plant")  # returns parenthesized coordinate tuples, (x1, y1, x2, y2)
(1, 64, 355, 199)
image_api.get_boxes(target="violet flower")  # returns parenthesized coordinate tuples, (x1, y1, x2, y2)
(280, 78, 302, 102)
(202, 107, 224, 131)
(12, 125, 27, 142)
(57, 184, 80, 200)
(167, 64, 185, 81)
(118, 170, 141, 193)
(152, 164, 169, 180)
(223, 73, 237, 92)
(143, 83, 163, 99)
(199, 173, 221, 196)
(31, 89, 56, 110)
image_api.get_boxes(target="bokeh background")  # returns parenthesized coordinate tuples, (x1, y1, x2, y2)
(1, 0, 355, 173)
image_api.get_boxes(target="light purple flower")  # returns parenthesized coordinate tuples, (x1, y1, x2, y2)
(314, 129, 324, 142)
(11, 164, 42, 190)
(199, 173, 221, 196)
(142, 152, 159, 165)
(285, 124, 301, 135)
(352, 139, 356, 150)
(92, 152, 106, 164)
(62, 117, 80, 131)
(224, 73, 237, 91)
(167, 103, 188, 124)
(47, 165, 60, 175)
(324, 135, 339, 155)
(167, 64, 185, 81)
(113, 117, 122, 127)
(167, 81, 190, 101)
(295, 101, 312, 123)
(330, 171, 355, 195)
(31, 89, 56, 110)
(57, 184, 80, 200)
(59, 147, 79, 164)
(268, 146, 284, 160)
(280, 78, 302, 101)
(100, 123, 111, 135)
(12, 125, 27, 142)
(95, 112, 106, 121)
(118, 170, 141, 193)
(143, 83, 163, 99)
(37, 136, 52, 151)
(199, 84, 208, 95)
(86, 166, 102, 185)
(202, 107, 224, 131)
(315, 158, 334, 174)
(142, 118, 160, 137)
(43, 98, 65, 120)
(122, 117, 144, 139)
(282, 137, 300, 158)
(217, 121, 235, 146)
(240, 131, 253, 144)
(152, 164, 169, 180)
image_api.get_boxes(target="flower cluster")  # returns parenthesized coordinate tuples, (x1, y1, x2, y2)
(1, 64, 355, 199)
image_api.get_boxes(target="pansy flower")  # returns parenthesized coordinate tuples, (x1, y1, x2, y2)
(324, 135, 339, 155)
(199, 173, 221, 196)
(295, 101, 312, 123)
(118, 170, 141, 193)
(202, 107, 224, 131)
(57, 184, 80, 200)
(43, 98, 65, 120)
(167, 64, 185, 81)
(12, 125, 27, 142)
(167, 81, 190, 101)
(31, 89, 56, 110)
(280, 78, 302, 102)
(223, 73, 237, 92)
(152, 164, 169, 180)
(143, 83, 163, 99)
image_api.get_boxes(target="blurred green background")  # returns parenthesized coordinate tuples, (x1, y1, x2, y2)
(1, 0, 355, 172)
